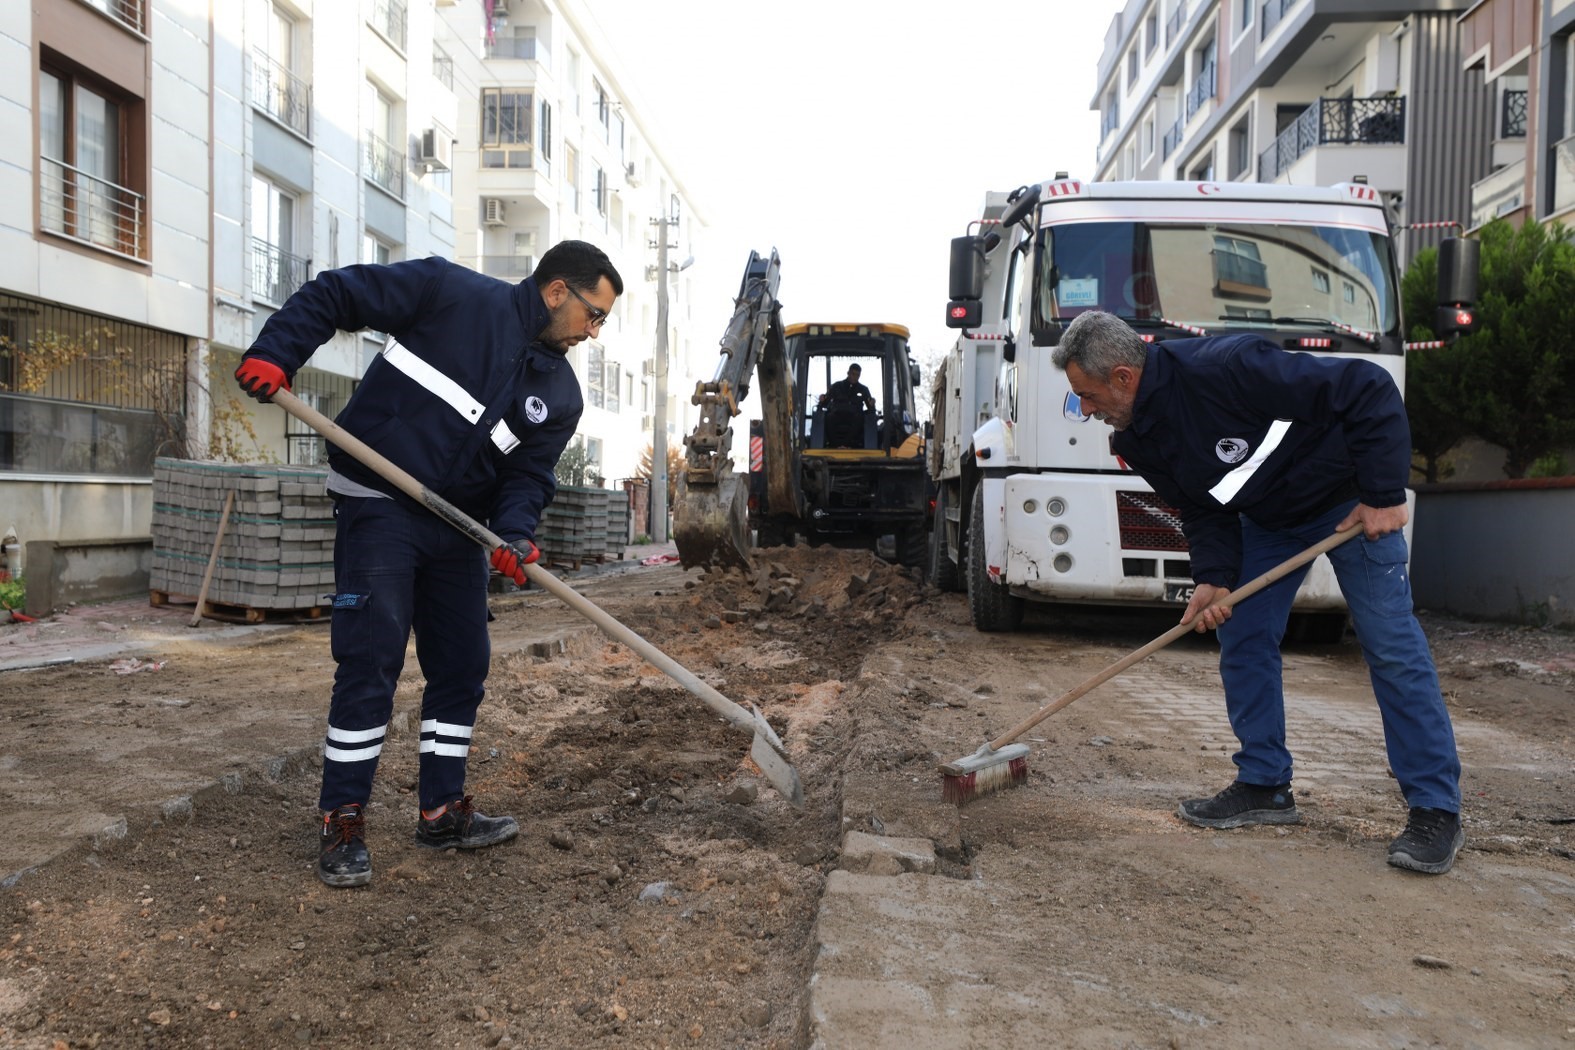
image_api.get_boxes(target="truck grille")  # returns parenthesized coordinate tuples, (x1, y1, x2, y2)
(1117, 490, 1187, 551)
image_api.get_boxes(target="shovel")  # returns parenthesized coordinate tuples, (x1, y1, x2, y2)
(270, 388, 805, 808)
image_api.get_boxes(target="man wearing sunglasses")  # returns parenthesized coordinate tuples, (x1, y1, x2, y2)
(234, 240, 622, 887)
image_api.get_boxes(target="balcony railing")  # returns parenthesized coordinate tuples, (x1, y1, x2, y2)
(1501, 89, 1528, 139)
(364, 133, 405, 198)
(251, 49, 310, 138)
(39, 156, 143, 259)
(477, 255, 536, 280)
(1165, 1, 1184, 46)
(1257, 95, 1406, 182)
(83, 0, 144, 34)
(368, 0, 407, 51)
(1161, 116, 1184, 160)
(1260, 0, 1299, 39)
(433, 47, 454, 91)
(1101, 104, 1121, 137)
(1185, 59, 1216, 120)
(486, 36, 545, 62)
(250, 237, 310, 304)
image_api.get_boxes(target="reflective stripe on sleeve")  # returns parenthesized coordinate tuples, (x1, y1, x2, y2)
(491, 419, 521, 454)
(324, 742, 384, 762)
(382, 338, 485, 422)
(1208, 419, 1292, 504)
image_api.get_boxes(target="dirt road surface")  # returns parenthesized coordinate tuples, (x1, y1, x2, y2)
(1, 545, 1572, 1049)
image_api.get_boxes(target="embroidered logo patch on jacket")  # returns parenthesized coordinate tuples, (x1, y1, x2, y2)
(1215, 438, 1250, 464)
(525, 395, 548, 423)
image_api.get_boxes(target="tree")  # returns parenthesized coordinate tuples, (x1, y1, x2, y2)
(1401, 219, 1575, 479)
(637, 441, 684, 507)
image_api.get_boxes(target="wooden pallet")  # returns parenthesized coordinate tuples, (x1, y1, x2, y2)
(151, 590, 329, 624)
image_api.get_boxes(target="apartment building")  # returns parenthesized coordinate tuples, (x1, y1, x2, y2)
(2, 0, 706, 564)
(1090, 0, 1493, 261)
(1458, 0, 1575, 235)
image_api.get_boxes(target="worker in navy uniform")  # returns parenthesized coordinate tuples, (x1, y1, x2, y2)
(236, 240, 623, 887)
(1053, 310, 1464, 875)
(819, 363, 876, 448)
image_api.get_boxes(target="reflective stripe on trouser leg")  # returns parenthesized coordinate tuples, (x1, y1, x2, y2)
(1216, 513, 1311, 787)
(319, 496, 418, 811)
(412, 513, 491, 811)
(1326, 525, 1461, 811)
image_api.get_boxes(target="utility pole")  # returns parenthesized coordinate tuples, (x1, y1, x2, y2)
(651, 213, 670, 543)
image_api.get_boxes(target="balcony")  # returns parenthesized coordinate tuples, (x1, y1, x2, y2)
(250, 237, 310, 305)
(1164, 2, 1184, 47)
(1161, 116, 1184, 160)
(486, 35, 547, 65)
(1260, 0, 1300, 40)
(368, 0, 407, 51)
(364, 133, 405, 199)
(82, 0, 144, 34)
(39, 156, 143, 260)
(1469, 158, 1526, 230)
(1101, 104, 1121, 138)
(1185, 60, 1216, 121)
(251, 50, 310, 138)
(1258, 96, 1406, 182)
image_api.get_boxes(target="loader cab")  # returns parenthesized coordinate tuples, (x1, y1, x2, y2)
(786, 323, 922, 455)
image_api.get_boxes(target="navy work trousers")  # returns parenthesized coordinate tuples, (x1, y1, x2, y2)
(318, 496, 491, 813)
(1215, 499, 1461, 813)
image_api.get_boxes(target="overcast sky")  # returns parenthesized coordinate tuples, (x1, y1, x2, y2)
(584, 0, 1115, 374)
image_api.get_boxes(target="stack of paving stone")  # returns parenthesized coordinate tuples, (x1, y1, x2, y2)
(536, 486, 612, 567)
(150, 457, 335, 614)
(606, 488, 631, 555)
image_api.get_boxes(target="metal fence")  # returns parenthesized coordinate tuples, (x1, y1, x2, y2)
(1501, 89, 1527, 138)
(364, 133, 405, 198)
(369, 0, 407, 50)
(1185, 60, 1216, 120)
(1260, 0, 1299, 39)
(39, 156, 143, 260)
(250, 237, 310, 305)
(1258, 96, 1406, 182)
(86, 0, 144, 34)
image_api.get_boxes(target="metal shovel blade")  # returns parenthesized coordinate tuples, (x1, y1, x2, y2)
(746, 703, 804, 807)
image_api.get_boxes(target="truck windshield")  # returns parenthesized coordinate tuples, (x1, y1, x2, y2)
(1033, 220, 1398, 340)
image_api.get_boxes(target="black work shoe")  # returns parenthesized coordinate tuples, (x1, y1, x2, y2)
(414, 796, 518, 850)
(1177, 781, 1300, 829)
(318, 804, 372, 888)
(1387, 807, 1464, 874)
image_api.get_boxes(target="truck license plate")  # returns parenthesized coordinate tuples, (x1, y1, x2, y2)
(1164, 582, 1195, 604)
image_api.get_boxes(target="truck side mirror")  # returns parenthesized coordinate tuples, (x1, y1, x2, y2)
(1434, 237, 1480, 337)
(909, 361, 922, 387)
(946, 235, 984, 329)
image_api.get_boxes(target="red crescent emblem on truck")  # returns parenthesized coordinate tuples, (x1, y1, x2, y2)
(1198, 183, 1221, 195)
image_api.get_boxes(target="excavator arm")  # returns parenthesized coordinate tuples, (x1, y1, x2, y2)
(673, 249, 801, 569)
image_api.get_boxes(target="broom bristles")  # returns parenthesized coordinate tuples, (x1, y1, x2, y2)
(940, 753, 1029, 804)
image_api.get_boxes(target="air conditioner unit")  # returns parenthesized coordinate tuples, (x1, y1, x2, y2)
(483, 198, 506, 226)
(625, 161, 641, 187)
(419, 128, 452, 171)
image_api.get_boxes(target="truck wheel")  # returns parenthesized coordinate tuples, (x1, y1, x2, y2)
(928, 487, 962, 592)
(967, 485, 1024, 631)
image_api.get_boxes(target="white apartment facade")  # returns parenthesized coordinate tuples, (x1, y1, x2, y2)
(1090, 0, 1492, 264)
(2, 0, 707, 562)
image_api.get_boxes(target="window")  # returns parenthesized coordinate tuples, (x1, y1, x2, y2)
(538, 99, 553, 175)
(1127, 49, 1139, 90)
(250, 175, 306, 304)
(566, 49, 581, 115)
(594, 79, 611, 141)
(1238, 0, 1252, 34)
(594, 166, 607, 216)
(1222, 305, 1272, 321)
(1228, 117, 1251, 179)
(362, 235, 392, 341)
(253, 3, 309, 136)
(1342, 281, 1356, 304)
(586, 343, 604, 408)
(1145, 10, 1158, 54)
(564, 143, 579, 212)
(481, 88, 533, 169)
(1212, 234, 1269, 297)
(39, 65, 144, 259)
(1311, 268, 1330, 293)
(1141, 116, 1156, 160)
(364, 84, 403, 197)
(606, 362, 621, 413)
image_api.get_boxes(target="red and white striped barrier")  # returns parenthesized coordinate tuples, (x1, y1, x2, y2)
(750, 435, 763, 473)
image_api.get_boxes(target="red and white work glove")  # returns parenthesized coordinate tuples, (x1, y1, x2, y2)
(235, 357, 290, 403)
(490, 540, 540, 585)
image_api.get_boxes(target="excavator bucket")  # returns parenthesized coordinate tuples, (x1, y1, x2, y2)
(672, 472, 753, 571)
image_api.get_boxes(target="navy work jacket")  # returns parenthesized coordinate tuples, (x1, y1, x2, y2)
(1111, 334, 1410, 589)
(244, 257, 581, 543)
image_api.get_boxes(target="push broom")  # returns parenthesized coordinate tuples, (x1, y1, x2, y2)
(268, 389, 805, 809)
(939, 525, 1362, 804)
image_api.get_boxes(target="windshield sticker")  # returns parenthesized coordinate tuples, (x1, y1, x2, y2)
(1058, 278, 1099, 308)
